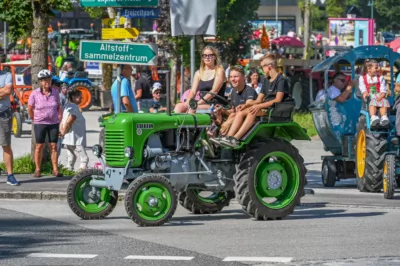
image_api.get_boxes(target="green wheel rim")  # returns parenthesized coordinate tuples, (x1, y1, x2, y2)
(193, 190, 226, 204)
(134, 182, 172, 221)
(75, 176, 113, 213)
(254, 151, 300, 209)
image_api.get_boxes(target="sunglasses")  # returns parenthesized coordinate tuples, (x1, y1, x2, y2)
(202, 54, 215, 59)
(336, 78, 347, 83)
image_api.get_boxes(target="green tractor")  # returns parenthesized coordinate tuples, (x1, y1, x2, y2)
(66, 91, 310, 226)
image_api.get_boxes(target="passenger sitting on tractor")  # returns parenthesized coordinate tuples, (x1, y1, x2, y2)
(359, 59, 390, 127)
(217, 54, 289, 148)
(315, 72, 353, 103)
(209, 65, 257, 142)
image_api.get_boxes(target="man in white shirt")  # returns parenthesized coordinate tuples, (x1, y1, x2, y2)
(316, 72, 353, 103)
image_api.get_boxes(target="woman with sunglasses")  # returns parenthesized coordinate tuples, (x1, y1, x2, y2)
(174, 46, 226, 113)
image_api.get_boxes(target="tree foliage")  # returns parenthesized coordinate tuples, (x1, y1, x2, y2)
(0, 0, 73, 41)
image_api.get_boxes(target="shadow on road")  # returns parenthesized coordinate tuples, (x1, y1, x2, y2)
(289, 207, 386, 220)
(18, 175, 73, 184)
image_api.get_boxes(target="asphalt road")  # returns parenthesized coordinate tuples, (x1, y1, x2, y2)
(2, 199, 400, 266)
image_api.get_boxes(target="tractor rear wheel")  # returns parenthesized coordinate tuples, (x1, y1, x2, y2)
(289, 73, 317, 112)
(355, 115, 387, 192)
(70, 82, 93, 111)
(178, 189, 234, 214)
(12, 112, 22, 138)
(234, 139, 306, 220)
(383, 154, 396, 199)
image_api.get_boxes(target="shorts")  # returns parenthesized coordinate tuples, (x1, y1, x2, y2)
(34, 123, 59, 144)
(0, 110, 12, 147)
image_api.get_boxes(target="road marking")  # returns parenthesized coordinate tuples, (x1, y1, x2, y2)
(124, 255, 194, 261)
(26, 253, 97, 259)
(223, 257, 293, 263)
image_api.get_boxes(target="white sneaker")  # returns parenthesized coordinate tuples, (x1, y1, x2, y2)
(380, 115, 389, 127)
(370, 116, 379, 127)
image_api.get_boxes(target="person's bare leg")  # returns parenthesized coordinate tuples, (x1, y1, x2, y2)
(49, 143, 59, 173)
(379, 107, 387, 116)
(227, 110, 248, 137)
(233, 112, 261, 140)
(174, 103, 188, 113)
(2, 146, 13, 175)
(35, 144, 44, 172)
(369, 105, 377, 117)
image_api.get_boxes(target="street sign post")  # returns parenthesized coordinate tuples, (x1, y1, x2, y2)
(102, 28, 140, 40)
(79, 40, 158, 66)
(80, 0, 159, 7)
(121, 8, 160, 19)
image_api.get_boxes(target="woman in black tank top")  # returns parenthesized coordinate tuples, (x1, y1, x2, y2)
(174, 46, 227, 113)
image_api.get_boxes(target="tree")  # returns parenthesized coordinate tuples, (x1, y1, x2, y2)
(1, 0, 74, 162)
(325, 0, 346, 18)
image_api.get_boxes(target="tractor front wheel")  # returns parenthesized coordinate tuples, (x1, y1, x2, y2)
(234, 139, 306, 220)
(178, 189, 234, 214)
(125, 175, 177, 226)
(71, 82, 93, 111)
(383, 155, 396, 199)
(321, 157, 336, 187)
(11, 112, 22, 138)
(67, 169, 118, 219)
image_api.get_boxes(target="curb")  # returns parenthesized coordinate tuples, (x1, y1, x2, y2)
(0, 190, 126, 201)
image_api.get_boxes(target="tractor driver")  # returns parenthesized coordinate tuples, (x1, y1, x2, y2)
(316, 72, 353, 103)
(209, 65, 257, 144)
(217, 54, 290, 148)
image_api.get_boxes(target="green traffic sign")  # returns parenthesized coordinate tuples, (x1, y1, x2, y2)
(80, 0, 159, 7)
(79, 40, 158, 66)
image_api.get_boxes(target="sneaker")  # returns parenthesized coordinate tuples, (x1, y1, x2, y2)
(370, 115, 379, 127)
(380, 115, 389, 127)
(7, 174, 20, 186)
(220, 136, 240, 148)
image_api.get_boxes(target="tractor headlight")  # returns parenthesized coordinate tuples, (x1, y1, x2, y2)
(124, 146, 134, 159)
(92, 144, 103, 157)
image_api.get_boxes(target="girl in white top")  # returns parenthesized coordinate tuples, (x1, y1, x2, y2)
(358, 59, 390, 127)
(60, 89, 89, 171)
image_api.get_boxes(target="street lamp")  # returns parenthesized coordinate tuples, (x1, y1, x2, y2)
(368, 0, 374, 19)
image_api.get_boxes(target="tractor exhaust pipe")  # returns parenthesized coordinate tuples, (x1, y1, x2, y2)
(166, 70, 171, 116)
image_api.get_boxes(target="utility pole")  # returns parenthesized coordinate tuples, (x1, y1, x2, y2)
(303, 0, 310, 60)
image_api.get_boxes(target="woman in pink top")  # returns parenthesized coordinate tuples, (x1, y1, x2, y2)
(28, 69, 63, 178)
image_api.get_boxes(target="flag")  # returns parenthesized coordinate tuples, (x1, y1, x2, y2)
(261, 24, 270, 49)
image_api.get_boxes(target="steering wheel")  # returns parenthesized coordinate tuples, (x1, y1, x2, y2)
(198, 91, 231, 109)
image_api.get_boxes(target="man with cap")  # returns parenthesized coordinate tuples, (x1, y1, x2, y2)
(149, 82, 167, 113)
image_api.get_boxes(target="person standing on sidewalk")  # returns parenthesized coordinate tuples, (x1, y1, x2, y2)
(28, 69, 63, 178)
(0, 70, 19, 186)
(60, 89, 88, 172)
(111, 65, 138, 113)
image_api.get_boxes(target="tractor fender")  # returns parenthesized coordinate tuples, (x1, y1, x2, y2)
(241, 122, 311, 145)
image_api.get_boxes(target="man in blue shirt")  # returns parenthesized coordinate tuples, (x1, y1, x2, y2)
(111, 65, 138, 113)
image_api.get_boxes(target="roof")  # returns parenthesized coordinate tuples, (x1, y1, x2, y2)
(311, 46, 400, 73)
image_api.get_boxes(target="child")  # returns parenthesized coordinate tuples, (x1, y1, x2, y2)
(359, 59, 390, 127)
(60, 89, 89, 172)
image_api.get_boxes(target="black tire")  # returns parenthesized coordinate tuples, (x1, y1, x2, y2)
(67, 169, 118, 219)
(383, 154, 396, 199)
(234, 139, 306, 220)
(355, 115, 387, 192)
(321, 157, 336, 187)
(125, 175, 177, 227)
(99, 128, 105, 150)
(178, 190, 235, 214)
(289, 73, 317, 112)
(70, 82, 93, 111)
(11, 112, 22, 138)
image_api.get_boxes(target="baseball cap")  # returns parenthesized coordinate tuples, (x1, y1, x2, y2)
(152, 82, 162, 93)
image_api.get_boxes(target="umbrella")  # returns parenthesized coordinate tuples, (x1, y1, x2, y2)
(389, 38, 400, 53)
(271, 35, 305, 48)
(260, 24, 270, 49)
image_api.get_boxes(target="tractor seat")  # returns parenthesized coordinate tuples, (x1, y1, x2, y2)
(74, 71, 89, 79)
(259, 99, 296, 123)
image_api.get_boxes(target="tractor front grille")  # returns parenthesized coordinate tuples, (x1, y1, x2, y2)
(105, 130, 125, 163)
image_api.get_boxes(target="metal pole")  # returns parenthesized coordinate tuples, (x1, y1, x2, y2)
(180, 54, 184, 100)
(166, 70, 171, 116)
(3, 22, 6, 55)
(371, 0, 374, 19)
(275, 0, 278, 38)
(190, 36, 195, 83)
(116, 65, 122, 113)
